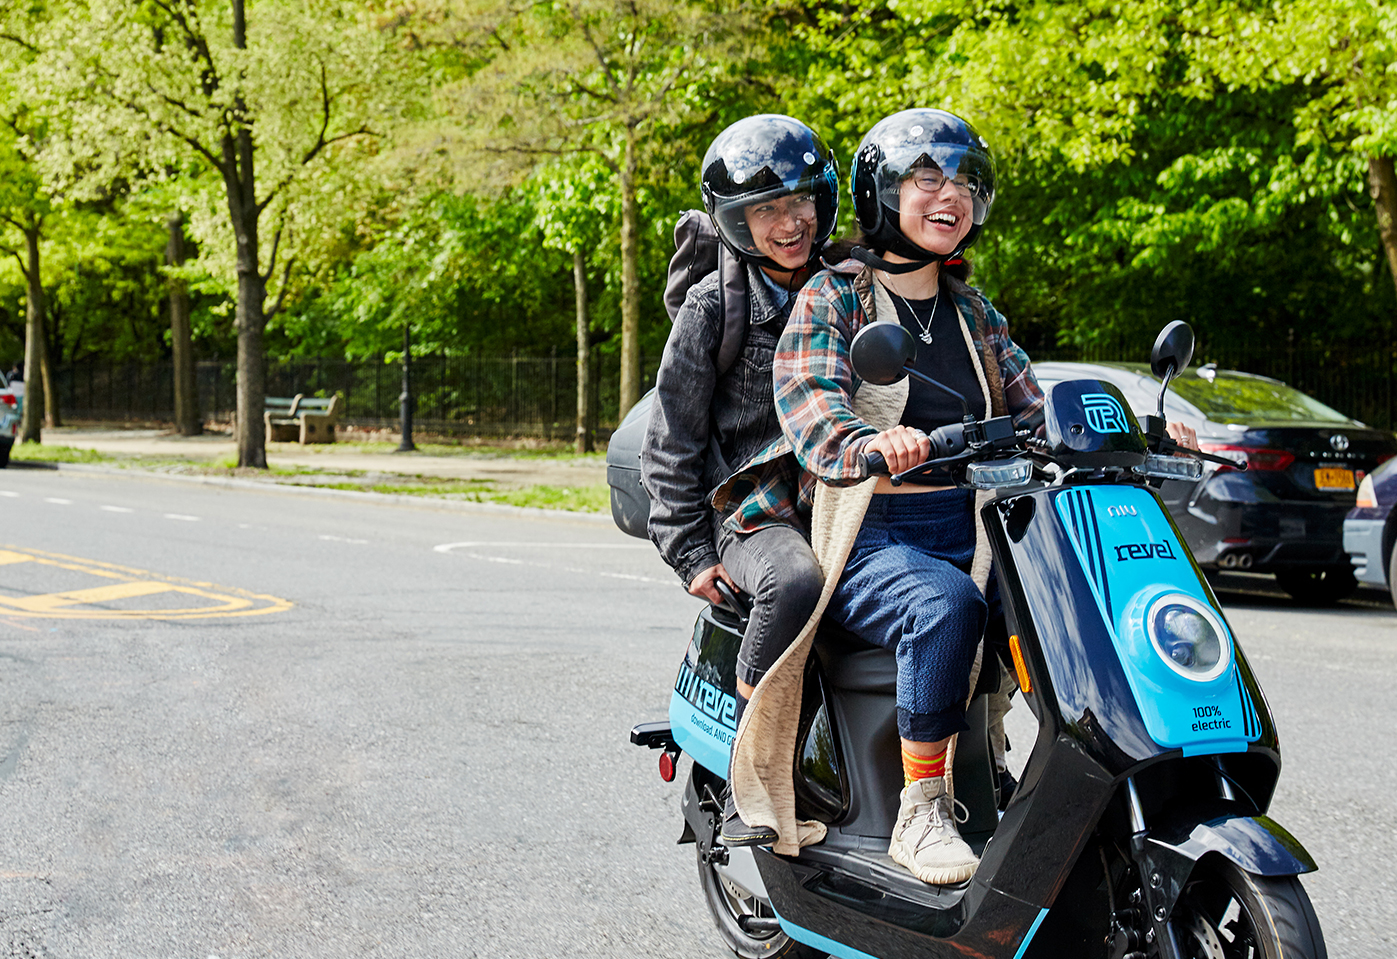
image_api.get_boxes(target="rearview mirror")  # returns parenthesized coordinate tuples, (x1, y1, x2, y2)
(850, 322, 917, 386)
(1150, 321, 1195, 380)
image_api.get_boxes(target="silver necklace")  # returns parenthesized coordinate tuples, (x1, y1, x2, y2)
(891, 285, 940, 345)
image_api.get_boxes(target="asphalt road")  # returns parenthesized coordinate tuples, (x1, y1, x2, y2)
(0, 468, 1392, 957)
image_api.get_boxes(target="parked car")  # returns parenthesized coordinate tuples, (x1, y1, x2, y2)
(0, 371, 19, 468)
(1033, 361, 1397, 603)
(1342, 457, 1397, 607)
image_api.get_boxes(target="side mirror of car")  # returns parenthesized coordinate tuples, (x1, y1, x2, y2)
(849, 322, 917, 386)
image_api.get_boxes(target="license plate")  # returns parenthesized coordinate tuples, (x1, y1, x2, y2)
(1314, 467, 1356, 490)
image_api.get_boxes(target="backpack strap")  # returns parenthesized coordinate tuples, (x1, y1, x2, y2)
(714, 245, 749, 377)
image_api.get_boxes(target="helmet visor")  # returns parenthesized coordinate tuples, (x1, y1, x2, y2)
(708, 167, 838, 263)
(874, 142, 995, 225)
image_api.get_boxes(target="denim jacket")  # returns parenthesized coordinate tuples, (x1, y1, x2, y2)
(641, 265, 805, 586)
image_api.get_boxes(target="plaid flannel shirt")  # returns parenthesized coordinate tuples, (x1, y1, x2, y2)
(711, 259, 1045, 531)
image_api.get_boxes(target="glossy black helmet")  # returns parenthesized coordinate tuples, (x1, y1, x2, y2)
(700, 114, 839, 270)
(851, 108, 996, 262)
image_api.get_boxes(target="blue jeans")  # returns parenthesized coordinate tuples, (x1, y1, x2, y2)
(827, 489, 984, 743)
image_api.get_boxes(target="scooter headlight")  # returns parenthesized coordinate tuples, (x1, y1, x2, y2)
(1146, 594, 1229, 681)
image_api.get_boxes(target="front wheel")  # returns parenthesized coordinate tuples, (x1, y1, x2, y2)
(1169, 860, 1326, 958)
(1273, 566, 1356, 605)
(697, 844, 822, 959)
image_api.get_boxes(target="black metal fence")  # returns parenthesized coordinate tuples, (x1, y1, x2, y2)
(52, 336, 1397, 435)
(54, 352, 663, 439)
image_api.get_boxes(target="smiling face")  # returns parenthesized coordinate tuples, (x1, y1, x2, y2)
(896, 166, 975, 257)
(743, 192, 817, 272)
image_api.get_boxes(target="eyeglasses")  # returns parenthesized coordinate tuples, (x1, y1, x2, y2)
(907, 169, 980, 197)
(746, 193, 817, 224)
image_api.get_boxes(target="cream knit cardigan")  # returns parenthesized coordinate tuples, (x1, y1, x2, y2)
(729, 280, 995, 856)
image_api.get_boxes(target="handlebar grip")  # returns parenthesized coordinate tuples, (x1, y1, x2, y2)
(862, 450, 889, 475)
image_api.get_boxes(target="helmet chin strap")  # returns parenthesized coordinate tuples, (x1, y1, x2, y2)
(851, 246, 941, 274)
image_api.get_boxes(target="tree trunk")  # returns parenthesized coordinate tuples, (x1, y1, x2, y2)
(618, 126, 641, 420)
(1370, 155, 1397, 298)
(168, 212, 201, 436)
(228, 0, 266, 468)
(234, 251, 267, 468)
(19, 224, 44, 443)
(39, 322, 58, 428)
(574, 249, 593, 453)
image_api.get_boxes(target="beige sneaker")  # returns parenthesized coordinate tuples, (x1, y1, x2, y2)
(888, 777, 979, 884)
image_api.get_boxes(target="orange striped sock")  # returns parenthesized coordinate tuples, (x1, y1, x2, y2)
(902, 746, 947, 787)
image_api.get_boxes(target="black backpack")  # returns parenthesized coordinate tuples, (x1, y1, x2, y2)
(607, 210, 751, 538)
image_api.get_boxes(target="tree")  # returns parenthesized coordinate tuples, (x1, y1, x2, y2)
(422, 0, 754, 418)
(530, 155, 616, 451)
(38, 0, 405, 465)
(0, 93, 58, 439)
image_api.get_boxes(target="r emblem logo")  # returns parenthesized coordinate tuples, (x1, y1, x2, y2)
(1082, 393, 1130, 434)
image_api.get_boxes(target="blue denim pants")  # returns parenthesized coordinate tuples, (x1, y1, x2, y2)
(826, 489, 985, 743)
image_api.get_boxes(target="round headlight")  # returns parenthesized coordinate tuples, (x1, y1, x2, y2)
(1146, 595, 1229, 681)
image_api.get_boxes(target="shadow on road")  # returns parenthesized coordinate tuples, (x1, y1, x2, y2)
(1207, 571, 1393, 613)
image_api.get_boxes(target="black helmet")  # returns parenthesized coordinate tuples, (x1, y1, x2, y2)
(851, 108, 996, 263)
(700, 114, 839, 270)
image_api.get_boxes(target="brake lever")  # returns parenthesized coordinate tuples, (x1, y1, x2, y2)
(1158, 437, 1248, 471)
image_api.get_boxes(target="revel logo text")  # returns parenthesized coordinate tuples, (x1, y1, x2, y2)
(1082, 393, 1130, 433)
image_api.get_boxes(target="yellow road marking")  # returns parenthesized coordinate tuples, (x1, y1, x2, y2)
(0, 544, 292, 621)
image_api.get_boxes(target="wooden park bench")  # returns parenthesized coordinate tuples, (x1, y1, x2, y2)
(264, 393, 342, 444)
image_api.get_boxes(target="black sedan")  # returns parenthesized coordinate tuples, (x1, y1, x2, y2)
(1034, 361, 1397, 603)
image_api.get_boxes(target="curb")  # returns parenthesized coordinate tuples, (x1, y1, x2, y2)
(24, 461, 616, 526)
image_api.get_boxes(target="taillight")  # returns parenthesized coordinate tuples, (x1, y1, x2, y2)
(0, 394, 14, 407)
(1199, 444, 1296, 472)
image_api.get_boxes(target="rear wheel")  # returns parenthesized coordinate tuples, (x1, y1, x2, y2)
(1169, 860, 1326, 958)
(697, 844, 822, 958)
(0, 438, 10, 468)
(1273, 566, 1356, 605)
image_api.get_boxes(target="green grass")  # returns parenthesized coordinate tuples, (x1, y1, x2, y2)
(9, 441, 607, 513)
(11, 444, 115, 464)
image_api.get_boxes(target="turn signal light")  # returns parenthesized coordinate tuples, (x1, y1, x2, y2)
(1009, 634, 1032, 694)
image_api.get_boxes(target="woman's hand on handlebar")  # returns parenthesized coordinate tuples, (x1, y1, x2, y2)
(1167, 421, 1198, 451)
(688, 563, 739, 605)
(866, 425, 931, 475)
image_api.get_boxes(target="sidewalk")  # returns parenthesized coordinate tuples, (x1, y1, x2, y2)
(29, 426, 609, 490)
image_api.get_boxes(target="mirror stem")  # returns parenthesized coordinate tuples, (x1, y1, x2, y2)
(1157, 362, 1176, 420)
(900, 363, 971, 418)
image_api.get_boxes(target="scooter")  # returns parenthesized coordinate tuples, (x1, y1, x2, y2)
(627, 322, 1327, 959)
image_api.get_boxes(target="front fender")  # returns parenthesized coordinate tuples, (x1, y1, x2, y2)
(1151, 811, 1317, 877)
(1136, 810, 1318, 924)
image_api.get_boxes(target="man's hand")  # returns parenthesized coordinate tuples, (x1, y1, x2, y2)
(866, 425, 931, 475)
(688, 563, 739, 605)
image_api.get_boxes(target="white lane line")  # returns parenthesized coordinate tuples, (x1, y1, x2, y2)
(433, 541, 652, 553)
(319, 535, 368, 544)
(0, 491, 17, 497)
(434, 541, 676, 586)
(100, 505, 134, 513)
(164, 513, 200, 521)
(44, 498, 72, 505)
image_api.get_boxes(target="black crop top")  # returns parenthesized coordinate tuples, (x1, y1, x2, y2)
(887, 290, 987, 434)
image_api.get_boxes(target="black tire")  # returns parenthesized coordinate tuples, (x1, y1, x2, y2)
(0, 438, 10, 468)
(1387, 539, 1397, 612)
(1273, 566, 1357, 605)
(1169, 860, 1326, 958)
(697, 844, 823, 959)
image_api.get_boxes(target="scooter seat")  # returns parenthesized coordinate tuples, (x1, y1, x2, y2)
(813, 622, 898, 694)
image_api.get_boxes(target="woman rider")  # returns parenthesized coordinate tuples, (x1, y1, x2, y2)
(767, 109, 1040, 884)
(641, 114, 840, 847)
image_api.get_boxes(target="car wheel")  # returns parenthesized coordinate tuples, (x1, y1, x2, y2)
(1387, 540, 1397, 613)
(0, 437, 10, 469)
(1273, 566, 1358, 605)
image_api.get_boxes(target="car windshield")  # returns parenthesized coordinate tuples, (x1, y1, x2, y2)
(1167, 372, 1352, 424)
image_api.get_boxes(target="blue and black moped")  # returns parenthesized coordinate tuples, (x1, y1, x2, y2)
(627, 322, 1327, 959)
